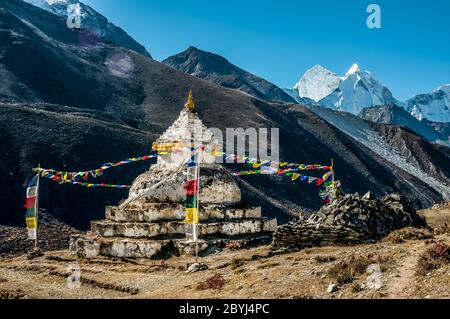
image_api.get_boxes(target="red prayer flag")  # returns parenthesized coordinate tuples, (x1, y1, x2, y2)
(184, 180, 198, 196)
(23, 197, 36, 209)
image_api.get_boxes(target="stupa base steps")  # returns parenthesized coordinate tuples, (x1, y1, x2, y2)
(106, 204, 263, 223)
(91, 218, 277, 239)
(70, 214, 277, 259)
(69, 233, 273, 260)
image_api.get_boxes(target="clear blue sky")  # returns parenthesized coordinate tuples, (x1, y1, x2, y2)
(82, 0, 449, 100)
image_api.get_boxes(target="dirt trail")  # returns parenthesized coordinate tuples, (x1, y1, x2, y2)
(383, 243, 423, 298)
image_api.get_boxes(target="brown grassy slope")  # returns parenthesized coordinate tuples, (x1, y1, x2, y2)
(0, 205, 448, 299)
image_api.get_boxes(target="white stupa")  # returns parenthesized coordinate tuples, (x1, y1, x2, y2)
(70, 91, 277, 259)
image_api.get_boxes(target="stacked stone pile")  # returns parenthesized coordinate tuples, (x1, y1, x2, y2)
(1, 210, 80, 258)
(272, 192, 428, 250)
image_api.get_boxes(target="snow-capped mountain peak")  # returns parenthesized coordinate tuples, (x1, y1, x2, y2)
(23, 0, 77, 16)
(406, 84, 450, 123)
(293, 65, 342, 102)
(291, 63, 398, 114)
(438, 84, 450, 93)
(344, 63, 360, 78)
(288, 63, 449, 123)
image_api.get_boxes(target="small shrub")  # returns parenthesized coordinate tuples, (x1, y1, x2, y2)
(327, 253, 392, 286)
(416, 241, 450, 276)
(226, 241, 241, 250)
(314, 255, 336, 263)
(197, 274, 225, 290)
(348, 257, 372, 275)
(384, 227, 434, 244)
(327, 265, 354, 285)
(338, 256, 372, 275)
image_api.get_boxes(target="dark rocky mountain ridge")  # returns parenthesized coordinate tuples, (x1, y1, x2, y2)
(163, 46, 296, 104)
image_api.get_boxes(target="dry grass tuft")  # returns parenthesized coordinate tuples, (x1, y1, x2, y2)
(433, 223, 450, 236)
(416, 241, 450, 276)
(351, 281, 363, 293)
(230, 257, 245, 270)
(256, 262, 281, 269)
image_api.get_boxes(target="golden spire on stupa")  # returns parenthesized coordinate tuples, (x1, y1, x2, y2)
(184, 90, 196, 112)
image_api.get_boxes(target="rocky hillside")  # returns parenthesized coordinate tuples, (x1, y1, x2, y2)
(308, 106, 450, 200)
(359, 105, 450, 146)
(424, 119, 450, 139)
(0, 210, 79, 258)
(1, 0, 449, 229)
(0, 103, 156, 228)
(22, 0, 151, 57)
(163, 46, 296, 104)
(369, 122, 450, 187)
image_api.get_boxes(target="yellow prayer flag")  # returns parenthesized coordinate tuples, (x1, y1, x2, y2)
(322, 171, 333, 181)
(185, 208, 199, 224)
(291, 173, 301, 181)
(26, 217, 37, 229)
(252, 162, 263, 169)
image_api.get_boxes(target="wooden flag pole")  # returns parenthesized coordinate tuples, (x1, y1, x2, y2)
(35, 164, 41, 250)
(331, 159, 335, 184)
(331, 158, 338, 200)
(195, 151, 200, 264)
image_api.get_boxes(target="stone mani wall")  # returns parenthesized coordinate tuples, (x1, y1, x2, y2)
(271, 224, 366, 251)
(271, 193, 428, 251)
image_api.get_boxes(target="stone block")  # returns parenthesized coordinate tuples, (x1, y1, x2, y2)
(91, 219, 277, 239)
(106, 204, 262, 223)
(70, 236, 174, 259)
